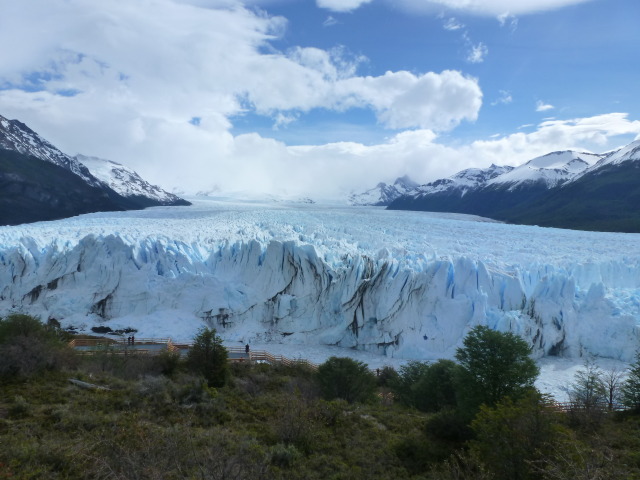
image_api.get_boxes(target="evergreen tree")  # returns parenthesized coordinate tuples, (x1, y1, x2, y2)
(186, 327, 229, 388)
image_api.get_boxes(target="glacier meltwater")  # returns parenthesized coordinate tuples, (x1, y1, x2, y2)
(0, 197, 639, 362)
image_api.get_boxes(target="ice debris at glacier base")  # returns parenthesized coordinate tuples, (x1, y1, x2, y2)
(0, 197, 639, 362)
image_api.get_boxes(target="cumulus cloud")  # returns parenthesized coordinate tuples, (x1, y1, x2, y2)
(0, 0, 484, 133)
(467, 113, 640, 166)
(536, 101, 555, 112)
(335, 70, 482, 130)
(0, 0, 635, 200)
(316, 0, 373, 13)
(0, 0, 484, 195)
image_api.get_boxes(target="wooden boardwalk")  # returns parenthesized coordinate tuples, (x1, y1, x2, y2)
(68, 337, 319, 370)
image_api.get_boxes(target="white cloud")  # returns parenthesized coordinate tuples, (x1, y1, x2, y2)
(323, 15, 338, 27)
(536, 101, 555, 112)
(316, 0, 373, 13)
(467, 113, 640, 167)
(1, 0, 636, 200)
(0, 1, 481, 129)
(491, 90, 512, 106)
(336, 70, 482, 130)
(391, 0, 596, 16)
(467, 42, 488, 63)
(0, 0, 484, 195)
(443, 17, 464, 31)
(497, 12, 518, 31)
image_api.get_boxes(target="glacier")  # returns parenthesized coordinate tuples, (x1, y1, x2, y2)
(0, 197, 639, 363)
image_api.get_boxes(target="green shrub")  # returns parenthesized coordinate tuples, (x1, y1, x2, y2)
(316, 356, 376, 404)
(8, 395, 30, 419)
(391, 359, 459, 412)
(470, 391, 561, 480)
(270, 442, 302, 468)
(0, 314, 76, 379)
(455, 325, 539, 413)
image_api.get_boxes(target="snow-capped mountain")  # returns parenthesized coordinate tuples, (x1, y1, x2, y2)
(1, 198, 638, 365)
(582, 139, 640, 172)
(75, 154, 190, 207)
(389, 143, 640, 232)
(488, 150, 603, 190)
(0, 114, 101, 187)
(0, 114, 190, 225)
(349, 175, 419, 206)
(414, 164, 514, 196)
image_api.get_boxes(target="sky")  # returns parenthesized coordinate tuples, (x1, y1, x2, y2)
(1, 0, 639, 198)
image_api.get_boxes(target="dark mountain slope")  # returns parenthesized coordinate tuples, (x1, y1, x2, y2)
(505, 161, 640, 232)
(387, 180, 553, 219)
(0, 149, 137, 225)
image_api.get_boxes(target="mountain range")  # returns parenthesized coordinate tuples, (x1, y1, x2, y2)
(348, 175, 419, 206)
(0, 114, 189, 225)
(376, 142, 640, 232)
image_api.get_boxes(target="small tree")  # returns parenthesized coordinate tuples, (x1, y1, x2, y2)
(566, 359, 607, 429)
(316, 356, 376, 403)
(621, 351, 640, 412)
(186, 327, 229, 388)
(568, 359, 607, 409)
(455, 325, 539, 412)
(602, 366, 625, 410)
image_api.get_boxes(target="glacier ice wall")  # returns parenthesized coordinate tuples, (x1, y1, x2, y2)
(1, 218, 639, 361)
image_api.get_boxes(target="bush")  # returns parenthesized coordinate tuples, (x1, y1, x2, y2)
(0, 313, 76, 378)
(316, 356, 377, 404)
(391, 359, 459, 413)
(470, 391, 561, 480)
(376, 365, 399, 387)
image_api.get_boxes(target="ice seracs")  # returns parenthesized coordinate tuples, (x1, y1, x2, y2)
(0, 198, 638, 363)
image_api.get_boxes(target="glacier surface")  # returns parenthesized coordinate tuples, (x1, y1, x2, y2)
(0, 197, 639, 363)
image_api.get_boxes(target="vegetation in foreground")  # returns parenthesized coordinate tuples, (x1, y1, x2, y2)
(1, 315, 640, 479)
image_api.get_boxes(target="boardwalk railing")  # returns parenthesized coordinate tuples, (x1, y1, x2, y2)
(552, 401, 628, 413)
(68, 337, 318, 369)
(69, 337, 173, 348)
